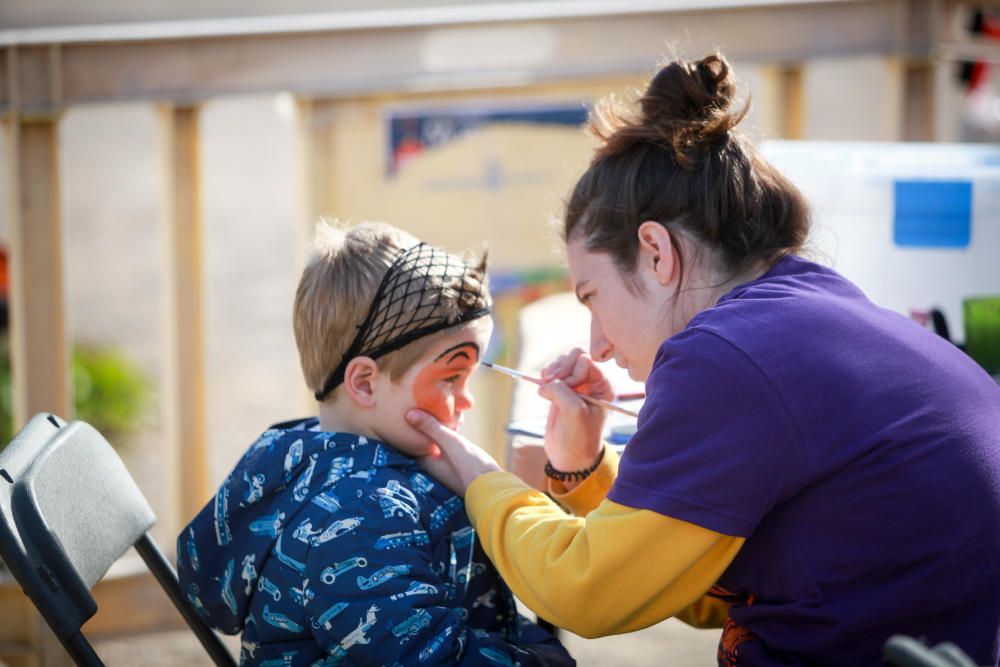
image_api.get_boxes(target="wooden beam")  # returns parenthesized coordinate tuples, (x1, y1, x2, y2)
(0, 0, 911, 106)
(159, 103, 210, 525)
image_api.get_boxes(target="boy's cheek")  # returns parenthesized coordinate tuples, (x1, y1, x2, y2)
(412, 370, 454, 425)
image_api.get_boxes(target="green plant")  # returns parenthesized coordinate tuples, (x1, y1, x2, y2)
(0, 335, 150, 449)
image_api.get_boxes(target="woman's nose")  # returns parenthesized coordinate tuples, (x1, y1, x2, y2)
(590, 315, 613, 362)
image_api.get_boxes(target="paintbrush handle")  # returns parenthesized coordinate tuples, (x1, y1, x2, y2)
(485, 363, 638, 417)
(577, 394, 640, 418)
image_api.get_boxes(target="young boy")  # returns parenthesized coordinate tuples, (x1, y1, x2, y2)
(177, 222, 573, 666)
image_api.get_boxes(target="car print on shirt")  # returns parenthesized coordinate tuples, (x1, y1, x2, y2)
(312, 601, 349, 631)
(250, 429, 281, 452)
(418, 625, 454, 662)
(293, 453, 319, 502)
(214, 482, 232, 546)
(257, 575, 282, 602)
(389, 581, 438, 600)
(284, 439, 303, 478)
(185, 526, 200, 572)
(325, 456, 354, 486)
(262, 604, 304, 633)
(311, 517, 363, 546)
(374, 529, 429, 550)
(429, 496, 463, 530)
(372, 479, 420, 522)
(320, 556, 368, 585)
(356, 564, 412, 590)
(390, 608, 431, 642)
(409, 472, 435, 496)
(312, 489, 342, 513)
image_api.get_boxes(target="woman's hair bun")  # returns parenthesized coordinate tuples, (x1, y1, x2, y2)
(638, 53, 746, 168)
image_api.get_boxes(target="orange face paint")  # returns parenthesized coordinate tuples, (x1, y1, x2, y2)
(412, 342, 480, 428)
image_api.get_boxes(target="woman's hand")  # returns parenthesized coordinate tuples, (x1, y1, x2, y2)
(539, 348, 613, 472)
(407, 409, 501, 495)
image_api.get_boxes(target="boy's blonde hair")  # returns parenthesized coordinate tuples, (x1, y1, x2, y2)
(294, 221, 490, 401)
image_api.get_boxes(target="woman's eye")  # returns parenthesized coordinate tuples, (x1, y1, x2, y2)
(443, 374, 461, 384)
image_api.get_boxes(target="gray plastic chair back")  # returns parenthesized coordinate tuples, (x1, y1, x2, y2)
(0, 414, 236, 667)
(20, 418, 156, 588)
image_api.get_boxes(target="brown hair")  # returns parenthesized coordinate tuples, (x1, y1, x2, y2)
(564, 53, 809, 288)
(294, 221, 489, 401)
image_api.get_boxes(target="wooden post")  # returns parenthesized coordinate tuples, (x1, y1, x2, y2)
(1, 42, 74, 667)
(159, 103, 210, 526)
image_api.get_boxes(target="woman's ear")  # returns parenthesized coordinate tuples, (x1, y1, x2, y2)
(342, 357, 379, 408)
(636, 221, 678, 287)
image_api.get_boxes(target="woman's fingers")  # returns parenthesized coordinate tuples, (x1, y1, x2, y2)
(538, 378, 589, 416)
(406, 409, 501, 493)
(406, 408, 463, 454)
(541, 348, 586, 381)
(417, 450, 464, 496)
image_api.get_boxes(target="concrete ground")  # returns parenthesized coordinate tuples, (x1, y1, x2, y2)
(91, 619, 720, 666)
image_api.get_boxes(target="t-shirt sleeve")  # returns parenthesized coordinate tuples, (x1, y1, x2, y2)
(607, 327, 807, 537)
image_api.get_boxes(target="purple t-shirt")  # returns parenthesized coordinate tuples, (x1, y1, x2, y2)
(608, 256, 1000, 666)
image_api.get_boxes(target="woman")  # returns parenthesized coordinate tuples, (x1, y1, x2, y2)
(409, 53, 1000, 666)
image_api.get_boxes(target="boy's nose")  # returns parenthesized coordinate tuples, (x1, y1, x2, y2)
(455, 387, 474, 412)
(590, 315, 613, 362)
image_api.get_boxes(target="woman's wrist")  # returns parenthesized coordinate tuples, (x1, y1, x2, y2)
(544, 446, 606, 483)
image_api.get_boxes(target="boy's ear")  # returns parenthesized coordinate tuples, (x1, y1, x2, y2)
(342, 357, 380, 408)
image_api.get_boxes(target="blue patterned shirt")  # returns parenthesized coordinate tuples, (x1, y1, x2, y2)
(178, 419, 572, 666)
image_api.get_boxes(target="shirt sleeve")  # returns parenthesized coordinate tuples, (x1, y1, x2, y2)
(608, 328, 808, 537)
(466, 471, 744, 638)
(305, 480, 574, 666)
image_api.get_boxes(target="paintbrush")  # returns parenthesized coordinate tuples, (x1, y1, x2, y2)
(483, 362, 640, 418)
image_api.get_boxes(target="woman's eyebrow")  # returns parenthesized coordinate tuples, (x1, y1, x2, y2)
(434, 341, 480, 363)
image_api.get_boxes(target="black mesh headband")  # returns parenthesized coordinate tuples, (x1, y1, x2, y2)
(314, 242, 491, 401)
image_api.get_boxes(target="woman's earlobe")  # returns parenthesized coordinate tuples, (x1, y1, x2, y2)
(637, 221, 677, 286)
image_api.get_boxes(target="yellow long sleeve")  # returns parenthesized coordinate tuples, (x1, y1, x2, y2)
(466, 469, 744, 638)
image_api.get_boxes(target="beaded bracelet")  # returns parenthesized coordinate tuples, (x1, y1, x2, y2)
(544, 447, 606, 483)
